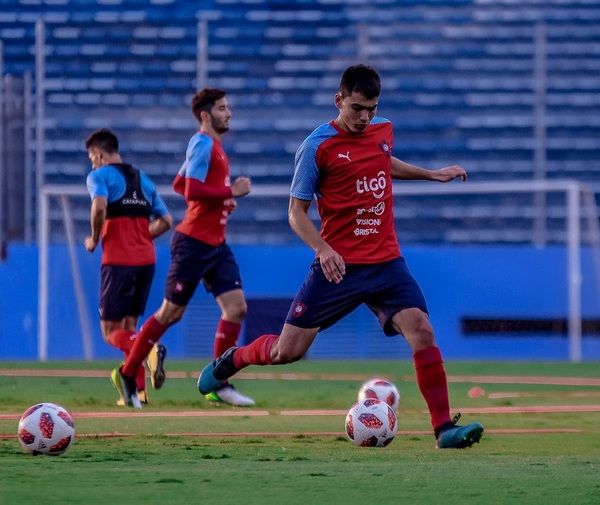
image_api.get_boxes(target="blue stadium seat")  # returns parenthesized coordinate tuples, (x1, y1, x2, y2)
(1, 0, 599, 245)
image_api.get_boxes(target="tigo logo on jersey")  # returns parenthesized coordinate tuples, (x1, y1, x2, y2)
(292, 302, 307, 318)
(356, 171, 387, 199)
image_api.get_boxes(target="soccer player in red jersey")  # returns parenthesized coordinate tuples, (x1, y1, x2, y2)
(113, 88, 255, 408)
(199, 65, 484, 448)
(85, 129, 173, 405)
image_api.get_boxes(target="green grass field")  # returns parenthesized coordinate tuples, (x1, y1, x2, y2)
(1, 360, 599, 504)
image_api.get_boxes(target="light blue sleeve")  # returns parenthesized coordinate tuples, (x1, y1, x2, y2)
(178, 133, 212, 183)
(86, 166, 127, 202)
(290, 123, 338, 201)
(140, 172, 169, 218)
(86, 169, 109, 200)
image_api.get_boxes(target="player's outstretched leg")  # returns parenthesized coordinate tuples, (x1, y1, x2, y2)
(435, 413, 484, 449)
(198, 347, 241, 395)
(147, 343, 167, 390)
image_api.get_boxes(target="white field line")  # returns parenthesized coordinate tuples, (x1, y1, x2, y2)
(2, 369, 599, 387)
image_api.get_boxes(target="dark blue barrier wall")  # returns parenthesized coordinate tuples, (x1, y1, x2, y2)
(2, 244, 600, 361)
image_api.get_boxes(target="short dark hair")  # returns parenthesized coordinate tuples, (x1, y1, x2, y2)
(191, 88, 227, 121)
(338, 64, 381, 100)
(85, 128, 119, 153)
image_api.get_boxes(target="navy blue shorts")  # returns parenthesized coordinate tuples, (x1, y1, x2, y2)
(285, 256, 428, 336)
(164, 231, 242, 306)
(99, 264, 155, 321)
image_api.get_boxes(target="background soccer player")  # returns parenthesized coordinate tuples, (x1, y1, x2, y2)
(114, 88, 255, 408)
(85, 128, 172, 405)
(199, 64, 484, 448)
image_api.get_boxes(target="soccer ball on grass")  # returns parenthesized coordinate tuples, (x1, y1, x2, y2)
(17, 402, 75, 456)
(358, 377, 400, 412)
(345, 398, 397, 447)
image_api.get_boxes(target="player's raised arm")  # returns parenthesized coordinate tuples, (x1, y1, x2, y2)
(390, 157, 467, 182)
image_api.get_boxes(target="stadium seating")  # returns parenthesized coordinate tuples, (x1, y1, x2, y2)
(1, 0, 600, 244)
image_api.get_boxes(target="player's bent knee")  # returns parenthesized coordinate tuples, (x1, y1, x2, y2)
(168, 313, 184, 326)
(226, 304, 247, 322)
(270, 348, 303, 365)
(155, 300, 187, 327)
(403, 324, 436, 351)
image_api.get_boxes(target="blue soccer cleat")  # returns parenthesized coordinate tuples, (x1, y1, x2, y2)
(197, 347, 240, 395)
(435, 413, 484, 449)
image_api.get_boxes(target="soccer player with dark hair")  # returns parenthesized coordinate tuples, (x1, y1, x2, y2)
(113, 89, 255, 408)
(199, 65, 484, 448)
(85, 128, 172, 405)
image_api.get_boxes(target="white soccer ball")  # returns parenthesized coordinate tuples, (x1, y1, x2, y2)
(358, 377, 400, 412)
(17, 402, 75, 456)
(345, 398, 397, 447)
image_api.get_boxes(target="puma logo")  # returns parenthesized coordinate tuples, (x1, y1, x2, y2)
(338, 151, 351, 162)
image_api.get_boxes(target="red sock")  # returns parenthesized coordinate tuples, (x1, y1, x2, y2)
(413, 346, 451, 431)
(135, 364, 146, 391)
(214, 319, 241, 358)
(108, 329, 135, 353)
(122, 316, 167, 378)
(108, 329, 146, 390)
(233, 334, 278, 369)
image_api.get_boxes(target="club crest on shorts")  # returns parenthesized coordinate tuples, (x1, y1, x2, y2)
(292, 302, 307, 318)
(175, 281, 184, 293)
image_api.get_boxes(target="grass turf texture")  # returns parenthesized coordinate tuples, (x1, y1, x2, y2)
(0, 360, 599, 504)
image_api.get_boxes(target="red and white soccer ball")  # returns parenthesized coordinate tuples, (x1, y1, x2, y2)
(345, 398, 397, 447)
(17, 402, 75, 456)
(358, 377, 400, 412)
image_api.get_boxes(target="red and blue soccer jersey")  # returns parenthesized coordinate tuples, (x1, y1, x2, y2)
(173, 132, 232, 246)
(291, 117, 400, 264)
(86, 164, 169, 266)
